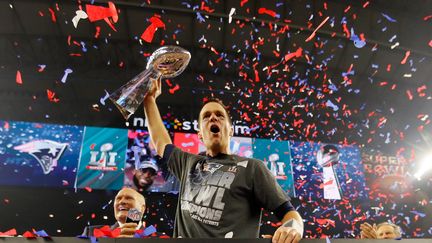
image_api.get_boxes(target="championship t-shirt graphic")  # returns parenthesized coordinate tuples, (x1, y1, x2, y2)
(181, 161, 240, 226)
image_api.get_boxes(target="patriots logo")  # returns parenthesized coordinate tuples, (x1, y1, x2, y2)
(14, 140, 68, 174)
(202, 162, 224, 174)
(190, 162, 224, 185)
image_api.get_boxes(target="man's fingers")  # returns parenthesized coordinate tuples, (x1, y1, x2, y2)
(361, 224, 373, 231)
(262, 234, 272, 238)
(120, 228, 135, 235)
(281, 231, 294, 243)
(120, 223, 137, 236)
(361, 222, 371, 228)
(293, 233, 302, 243)
(273, 230, 282, 243)
(361, 224, 371, 230)
(117, 234, 134, 238)
(284, 229, 299, 243)
(362, 231, 374, 239)
(123, 222, 138, 227)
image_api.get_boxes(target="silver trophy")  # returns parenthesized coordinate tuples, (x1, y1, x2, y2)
(109, 46, 191, 119)
(317, 144, 342, 200)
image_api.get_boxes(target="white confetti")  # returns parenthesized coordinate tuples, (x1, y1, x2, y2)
(228, 8, 236, 24)
(72, 10, 88, 28)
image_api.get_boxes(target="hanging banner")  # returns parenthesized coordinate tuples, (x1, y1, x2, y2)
(290, 141, 366, 200)
(0, 120, 83, 188)
(362, 149, 413, 198)
(75, 126, 127, 190)
(252, 138, 296, 197)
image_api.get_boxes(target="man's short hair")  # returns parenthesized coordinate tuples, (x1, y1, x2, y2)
(199, 98, 232, 125)
(377, 222, 401, 237)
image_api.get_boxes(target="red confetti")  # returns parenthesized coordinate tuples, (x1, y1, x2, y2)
(48, 8, 56, 22)
(254, 69, 260, 82)
(417, 85, 427, 96)
(93, 226, 121, 238)
(86, 2, 118, 22)
(344, 5, 351, 13)
(85, 186, 93, 192)
(342, 23, 350, 38)
(240, 0, 248, 7)
(94, 26, 101, 38)
(400, 50, 410, 64)
(46, 89, 60, 103)
(258, 8, 278, 18)
(428, 40, 432, 47)
(168, 84, 180, 94)
(424, 15, 432, 21)
(316, 218, 336, 227)
(85, 1, 118, 31)
(200, 1, 215, 13)
(0, 229, 17, 236)
(16, 70, 23, 85)
(141, 15, 166, 43)
(284, 47, 303, 62)
(305, 16, 330, 42)
(363, 1, 370, 8)
(22, 231, 37, 238)
(406, 90, 413, 100)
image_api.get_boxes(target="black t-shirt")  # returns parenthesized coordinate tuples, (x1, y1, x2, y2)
(163, 144, 294, 238)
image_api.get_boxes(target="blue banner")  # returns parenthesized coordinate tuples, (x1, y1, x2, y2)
(290, 141, 367, 200)
(0, 120, 83, 187)
(75, 126, 128, 190)
(252, 138, 295, 197)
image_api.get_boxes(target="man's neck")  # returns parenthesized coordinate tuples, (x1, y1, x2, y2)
(206, 147, 230, 157)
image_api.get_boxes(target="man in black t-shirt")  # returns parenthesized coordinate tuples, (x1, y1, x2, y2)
(143, 78, 303, 243)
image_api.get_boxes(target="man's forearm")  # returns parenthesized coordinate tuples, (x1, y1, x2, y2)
(143, 98, 172, 157)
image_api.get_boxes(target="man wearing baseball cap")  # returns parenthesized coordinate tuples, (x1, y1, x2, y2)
(132, 160, 158, 192)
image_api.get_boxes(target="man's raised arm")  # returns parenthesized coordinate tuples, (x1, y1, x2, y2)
(143, 78, 172, 157)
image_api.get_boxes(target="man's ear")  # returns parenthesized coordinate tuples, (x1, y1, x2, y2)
(229, 126, 234, 137)
(198, 130, 203, 141)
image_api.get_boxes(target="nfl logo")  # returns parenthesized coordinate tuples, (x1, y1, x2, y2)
(127, 208, 142, 223)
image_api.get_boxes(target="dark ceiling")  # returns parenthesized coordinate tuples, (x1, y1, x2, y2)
(1, 0, 432, 152)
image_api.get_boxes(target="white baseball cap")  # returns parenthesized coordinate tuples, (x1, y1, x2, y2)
(136, 160, 158, 172)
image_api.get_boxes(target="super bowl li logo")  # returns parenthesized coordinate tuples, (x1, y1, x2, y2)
(86, 143, 118, 171)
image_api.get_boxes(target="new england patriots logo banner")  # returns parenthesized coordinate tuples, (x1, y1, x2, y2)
(14, 140, 68, 174)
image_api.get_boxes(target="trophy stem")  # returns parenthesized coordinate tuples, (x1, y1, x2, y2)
(109, 69, 161, 120)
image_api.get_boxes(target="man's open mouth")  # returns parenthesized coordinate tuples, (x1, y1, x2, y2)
(210, 125, 220, 133)
(118, 205, 129, 211)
